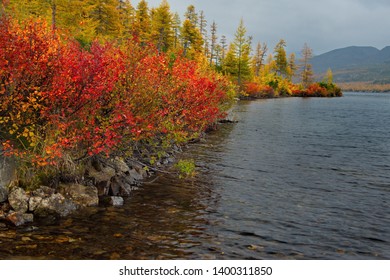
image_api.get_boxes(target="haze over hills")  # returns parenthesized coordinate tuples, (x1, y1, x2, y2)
(311, 46, 390, 83)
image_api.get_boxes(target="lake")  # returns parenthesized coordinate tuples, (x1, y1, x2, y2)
(1, 92, 389, 259)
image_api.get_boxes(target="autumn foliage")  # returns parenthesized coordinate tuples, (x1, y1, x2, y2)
(0, 17, 232, 171)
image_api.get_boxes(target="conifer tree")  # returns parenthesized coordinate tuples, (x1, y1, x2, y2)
(87, 0, 121, 38)
(287, 53, 297, 81)
(252, 42, 268, 77)
(274, 39, 288, 77)
(300, 43, 314, 88)
(209, 21, 218, 66)
(150, 0, 173, 52)
(232, 18, 252, 85)
(134, 0, 151, 43)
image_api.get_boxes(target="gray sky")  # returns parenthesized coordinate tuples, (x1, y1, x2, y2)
(134, 0, 390, 55)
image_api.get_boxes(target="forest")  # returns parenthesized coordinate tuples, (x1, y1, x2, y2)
(0, 0, 341, 186)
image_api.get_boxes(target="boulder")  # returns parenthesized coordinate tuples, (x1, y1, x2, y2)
(0, 155, 16, 202)
(34, 193, 77, 218)
(8, 187, 29, 213)
(29, 196, 43, 212)
(59, 183, 99, 207)
(112, 157, 130, 174)
(0, 185, 8, 203)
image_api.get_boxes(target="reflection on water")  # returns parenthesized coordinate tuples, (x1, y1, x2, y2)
(1, 92, 389, 260)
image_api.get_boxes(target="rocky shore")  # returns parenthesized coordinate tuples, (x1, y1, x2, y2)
(0, 151, 178, 227)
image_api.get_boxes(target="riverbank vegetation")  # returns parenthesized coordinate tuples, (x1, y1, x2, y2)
(0, 0, 341, 188)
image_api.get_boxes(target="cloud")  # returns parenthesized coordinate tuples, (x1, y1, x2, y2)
(134, 0, 390, 54)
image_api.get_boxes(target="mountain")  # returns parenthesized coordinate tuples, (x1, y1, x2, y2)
(311, 46, 390, 83)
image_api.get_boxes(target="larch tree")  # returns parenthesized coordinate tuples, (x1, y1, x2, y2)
(87, 0, 121, 38)
(181, 5, 203, 59)
(300, 43, 314, 88)
(287, 53, 297, 81)
(274, 39, 288, 77)
(209, 21, 218, 66)
(252, 42, 268, 77)
(150, 0, 174, 52)
(134, 0, 151, 43)
(232, 18, 252, 86)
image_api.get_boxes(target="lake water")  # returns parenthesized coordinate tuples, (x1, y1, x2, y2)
(1, 92, 389, 259)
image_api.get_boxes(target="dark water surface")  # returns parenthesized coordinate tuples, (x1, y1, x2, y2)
(1, 92, 389, 259)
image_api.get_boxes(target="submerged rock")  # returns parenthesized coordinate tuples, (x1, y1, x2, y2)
(6, 212, 34, 226)
(100, 196, 124, 207)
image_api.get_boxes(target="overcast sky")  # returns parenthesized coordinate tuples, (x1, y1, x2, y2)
(134, 0, 390, 55)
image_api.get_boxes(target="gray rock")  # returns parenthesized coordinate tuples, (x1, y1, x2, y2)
(29, 196, 43, 212)
(0, 185, 8, 203)
(34, 193, 77, 218)
(59, 183, 99, 207)
(8, 187, 29, 213)
(6, 212, 34, 226)
(96, 180, 110, 196)
(87, 165, 116, 184)
(32, 186, 55, 198)
(0, 155, 16, 199)
(129, 169, 144, 181)
(109, 196, 124, 207)
(112, 158, 130, 174)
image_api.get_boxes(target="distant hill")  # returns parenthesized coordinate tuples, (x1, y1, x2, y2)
(311, 46, 390, 83)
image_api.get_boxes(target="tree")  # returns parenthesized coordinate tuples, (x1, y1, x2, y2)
(252, 42, 268, 77)
(87, 0, 121, 38)
(209, 21, 218, 66)
(150, 0, 173, 52)
(300, 43, 314, 88)
(287, 53, 297, 81)
(181, 5, 203, 59)
(274, 39, 288, 77)
(232, 18, 252, 85)
(324, 68, 333, 84)
(117, 0, 134, 38)
(134, 0, 151, 43)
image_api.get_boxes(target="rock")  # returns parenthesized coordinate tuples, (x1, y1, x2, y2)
(32, 186, 55, 198)
(34, 193, 77, 218)
(112, 158, 130, 174)
(129, 169, 144, 181)
(110, 196, 124, 206)
(0, 155, 16, 200)
(29, 196, 43, 212)
(59, 183, 99, 207)
(100, 196, 124, 207)
(0, 185, 8, 203)
(110, 176, 138, 197)
(8, 187, 29, 213)
(96, 180, 110, 196)
(132, 163, 148, 179)
(6, 212, 34, 226)
(87, 165, 116, 184)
